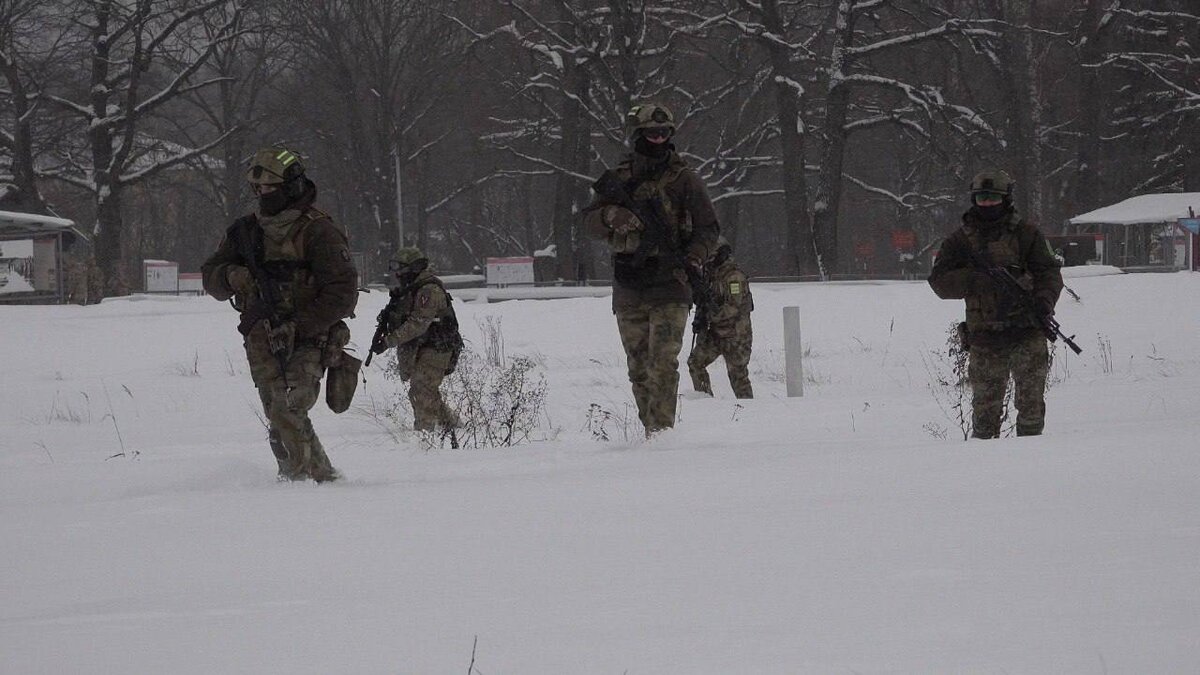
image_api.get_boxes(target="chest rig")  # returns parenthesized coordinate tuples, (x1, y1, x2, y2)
(963, 219, 1035, 332)
(233, 210, 320, 318)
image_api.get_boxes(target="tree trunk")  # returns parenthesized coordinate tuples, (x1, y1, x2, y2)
(0, 60, 47, 213)
(811, 0, 857, 278)
(1073, 0, 1107, 221)
(761, 0, 814, 276)
(550, 64, 588, 281)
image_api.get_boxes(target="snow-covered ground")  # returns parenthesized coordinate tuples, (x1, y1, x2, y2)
(2, 269, 1198, 674)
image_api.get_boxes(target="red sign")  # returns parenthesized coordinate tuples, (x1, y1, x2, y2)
(854, 240, 875, 258)
(891, 229, 916, 251)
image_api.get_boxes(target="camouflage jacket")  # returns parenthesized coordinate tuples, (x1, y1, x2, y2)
(582, 147, 719, 310)
(928, 206, 1063, 339)
(383, 269, 460, 352)
(700, 258, 753, 340)
(201, 185, 358, 343)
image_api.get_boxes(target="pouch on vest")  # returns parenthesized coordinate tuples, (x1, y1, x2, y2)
(325, 350, 362, 414)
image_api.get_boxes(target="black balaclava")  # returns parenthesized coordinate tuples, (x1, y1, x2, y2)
(259, 176, 312, 216)
(634, 132, 673, 161)
(970, 196, 1011, 223)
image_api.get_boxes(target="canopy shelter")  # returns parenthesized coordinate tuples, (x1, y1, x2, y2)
(0, 210, 88, 304)
(1067, 193, 1200, 270)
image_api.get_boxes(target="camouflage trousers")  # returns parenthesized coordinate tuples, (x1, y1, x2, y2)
(399, 346, 459, 432)
(687, 327, 753, 398)
(968, 331, 1049, 438)
(246, 335, 339, 482)
(615, 302, 689, 434)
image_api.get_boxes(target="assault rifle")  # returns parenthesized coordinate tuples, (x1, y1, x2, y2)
(232, 216, 294, 395)
(591, 169, 679, 271)
(965, 248, 1083, 355)
(592, 169, 707, 324)
(364, 287, 402, 367)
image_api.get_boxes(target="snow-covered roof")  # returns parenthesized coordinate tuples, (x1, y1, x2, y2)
(0, 209, 76, 234)
(1069, 192, 1200, 226)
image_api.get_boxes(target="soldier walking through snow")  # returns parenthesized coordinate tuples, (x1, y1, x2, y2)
(583, 102, 719, 435)
(202, 148, 358, 481)
(688, 237, 754, 398)
(369, 246, 463, 437)
(928, 169, 1063, 438)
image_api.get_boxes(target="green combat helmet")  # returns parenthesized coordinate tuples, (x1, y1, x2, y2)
(391, 246, 426, 267)
(246, 147, 306, 186)
(970, 168, 1015, 199)
(625, 102, 676, 140)
(390, 246, 429, 277)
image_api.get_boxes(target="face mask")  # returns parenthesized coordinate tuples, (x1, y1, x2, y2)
(974, 203, 1008, 222)
(258, 189, 291, 216)
(634, 135, 671, 158)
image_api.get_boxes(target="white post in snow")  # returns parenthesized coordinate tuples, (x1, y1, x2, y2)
(783, 306, 804, 397)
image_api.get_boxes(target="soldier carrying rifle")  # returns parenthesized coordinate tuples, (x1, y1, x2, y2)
(202, 148, 358, 481)
(928, 168, 1072, 439)
(583, 102, 719, 436)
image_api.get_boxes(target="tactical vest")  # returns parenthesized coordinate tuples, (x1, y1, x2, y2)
(231, 208, 340, 319)
(611, 154, 690, 287)
(395, 277, 463, 354)
(962, 220, 1037, 333)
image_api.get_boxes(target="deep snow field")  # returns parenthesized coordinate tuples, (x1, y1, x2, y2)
(2, 268, 1198, 674)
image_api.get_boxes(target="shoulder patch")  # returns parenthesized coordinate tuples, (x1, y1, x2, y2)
(729, 281, 741, 295)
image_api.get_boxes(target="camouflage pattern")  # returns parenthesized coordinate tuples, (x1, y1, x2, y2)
(384, 269, 461, 431)
(247, 339, 338, 480)
(201, 179, 357, 481)
(245, 147, 305, 186)
(625, 102, 676, 138)
(616, 302, 690, 433)
(583, 122, 720, 435)
(391, 246, 426, 267)
(968, 332, 1049, 438)
(928, 184, 1063, 439)
(929, 208, 1063, 341)
(687, 257, 753, 398)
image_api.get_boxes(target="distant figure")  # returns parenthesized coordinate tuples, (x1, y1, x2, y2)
(688, 237, 754, 398)
(583, 102, 719, 436)
(928, 169, 1063, 438)
(201, 148, 358, 481)
(371, 246, 463, 438)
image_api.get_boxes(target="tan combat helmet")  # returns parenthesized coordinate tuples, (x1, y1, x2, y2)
(625, 102, 676, 140)
(246, 147, 306, 186)
(970, 168, 1015, 199)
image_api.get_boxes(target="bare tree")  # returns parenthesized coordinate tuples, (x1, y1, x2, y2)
(32, 0, 244, 295)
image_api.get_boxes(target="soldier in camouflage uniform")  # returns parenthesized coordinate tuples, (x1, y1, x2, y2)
(583, 102, 720, 435)
(202, 148, 358, 481)
(688, 238, 754, 398)
(928, 169, 1063, 438)
(373, 246, 462, 433)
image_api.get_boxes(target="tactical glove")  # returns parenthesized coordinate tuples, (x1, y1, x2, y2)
(267, 321, 296, 359)
(225, 265, 255, 294)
